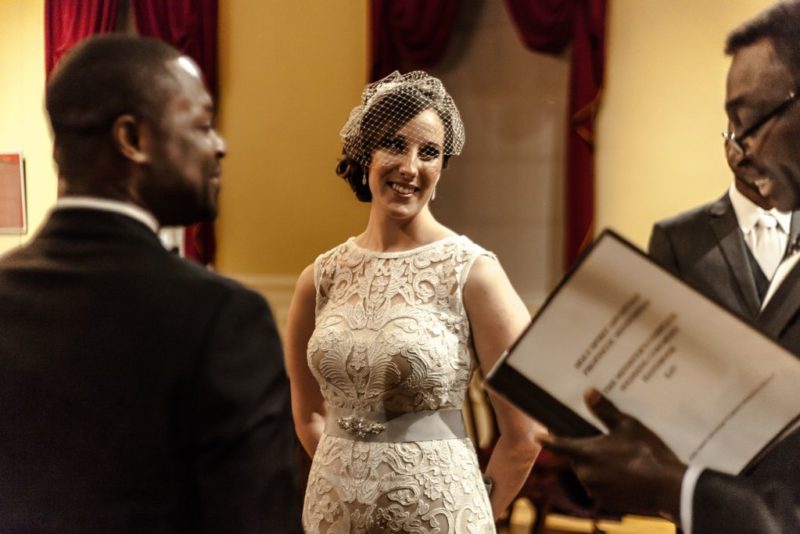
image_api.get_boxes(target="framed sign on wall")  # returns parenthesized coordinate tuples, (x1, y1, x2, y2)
(0, 152, 26, 234)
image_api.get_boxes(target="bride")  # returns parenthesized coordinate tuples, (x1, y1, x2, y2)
(285, 71, 542, 533)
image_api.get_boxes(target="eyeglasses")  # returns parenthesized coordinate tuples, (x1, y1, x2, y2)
(722, 90, 799, 155)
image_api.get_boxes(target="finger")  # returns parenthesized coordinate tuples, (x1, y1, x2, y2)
(584, 388, 628, 430)
(536, 433, 591, 460)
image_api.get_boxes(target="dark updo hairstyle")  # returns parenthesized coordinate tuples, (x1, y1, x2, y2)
(336, 75, 461, 202)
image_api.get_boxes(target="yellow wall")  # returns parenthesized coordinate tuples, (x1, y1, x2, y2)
(596, 0, 777, 248)
(0, 0, 56, 255)
(215, 1, 369, 277)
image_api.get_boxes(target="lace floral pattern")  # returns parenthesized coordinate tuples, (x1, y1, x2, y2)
(303, 236, 496, 533)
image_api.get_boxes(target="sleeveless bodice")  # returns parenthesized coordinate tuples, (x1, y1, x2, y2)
(302, 235, 496, 533)
(308, 235, 486, 413)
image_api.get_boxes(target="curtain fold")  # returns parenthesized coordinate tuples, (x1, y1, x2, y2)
(370, 0, 462, 81)
(133, 0, 219, 266)
(45, 0, 120, 76)
(503, 0, 573, 53)
(504, 0, 607, 268)
(132, 0, 218, 99)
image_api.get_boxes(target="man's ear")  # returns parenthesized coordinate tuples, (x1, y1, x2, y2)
(112, 114, 150, 164)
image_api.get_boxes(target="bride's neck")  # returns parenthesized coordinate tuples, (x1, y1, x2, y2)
(358, 209, 451, 252)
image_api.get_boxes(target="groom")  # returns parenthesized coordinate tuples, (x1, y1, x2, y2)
(0, 35, 301, 532)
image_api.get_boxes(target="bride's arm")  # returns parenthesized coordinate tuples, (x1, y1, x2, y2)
(285, 264, 326, 458)
(463, 255, 544, 518)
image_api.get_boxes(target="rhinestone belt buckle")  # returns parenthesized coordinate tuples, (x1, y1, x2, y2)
(337, 415, 386, 438)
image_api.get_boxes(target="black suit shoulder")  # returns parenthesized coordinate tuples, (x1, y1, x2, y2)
(123, 237, 304, 532)
(653, 199, 717, 230)
(648, 196, 725, 277)
(0, 210, 302, 533)
(650, 196, 723, 243)
(152, 248, 269, 319)
(107, 231, 304, 532)
(173, 259, 302, 533)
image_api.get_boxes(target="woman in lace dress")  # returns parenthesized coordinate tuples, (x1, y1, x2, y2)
(286, 71, 542, 533)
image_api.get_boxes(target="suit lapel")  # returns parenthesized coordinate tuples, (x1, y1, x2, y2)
(757, 210, 800, 338)
(708, 195, 762, 318)
(788, 210, 800, 256)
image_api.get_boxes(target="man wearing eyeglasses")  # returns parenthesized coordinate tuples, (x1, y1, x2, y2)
(538, 2, 800, 533)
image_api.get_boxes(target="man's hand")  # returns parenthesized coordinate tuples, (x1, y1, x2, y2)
(537, 389, 687, 521)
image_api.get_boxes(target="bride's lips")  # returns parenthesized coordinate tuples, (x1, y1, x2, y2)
(388, 181, 419, 197)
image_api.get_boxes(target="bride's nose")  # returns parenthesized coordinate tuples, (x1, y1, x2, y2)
(398, 149, 419, 178)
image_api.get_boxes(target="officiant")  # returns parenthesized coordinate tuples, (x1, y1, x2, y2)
(539, 2, 800, 533)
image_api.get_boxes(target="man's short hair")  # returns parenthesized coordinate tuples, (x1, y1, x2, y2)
(46, 34, 182, 177)
(725, 0, 800, 81)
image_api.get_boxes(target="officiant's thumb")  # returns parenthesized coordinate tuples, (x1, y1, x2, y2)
(584, 388, 626, 430)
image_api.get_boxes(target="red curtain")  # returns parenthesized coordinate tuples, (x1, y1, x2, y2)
(132, 0, 218, 99)
(44, 0, 120, 76)
(370, 0, 462, 81)
(504, 0, 607, 268)
(133, 0, 219, 266)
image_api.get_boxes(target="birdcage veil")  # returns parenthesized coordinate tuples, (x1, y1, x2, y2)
(339, 70, 465, 169)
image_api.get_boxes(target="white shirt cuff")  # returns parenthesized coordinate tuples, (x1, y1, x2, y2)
(680, 465, 705, 534)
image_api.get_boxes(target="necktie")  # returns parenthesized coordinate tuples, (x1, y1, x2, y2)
(754, 212, 782, 279)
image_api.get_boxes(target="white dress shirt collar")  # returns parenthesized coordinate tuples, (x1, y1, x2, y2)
(680, 464, 705, 534)
(729, 183, 792, 235)
(54, 196, 159, 234)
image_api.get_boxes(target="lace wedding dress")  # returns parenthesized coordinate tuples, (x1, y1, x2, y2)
(302, 235, 496, 533)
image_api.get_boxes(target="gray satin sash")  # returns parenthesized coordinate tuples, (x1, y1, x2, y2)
(324, 407, 467, 443)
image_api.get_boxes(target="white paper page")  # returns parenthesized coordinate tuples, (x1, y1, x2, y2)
(503, 232, 800, 474)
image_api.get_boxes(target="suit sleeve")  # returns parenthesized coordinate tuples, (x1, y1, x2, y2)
(648, 223, 680, 276)
(691, 470, 800, 534)
(190, 287, 302, 533)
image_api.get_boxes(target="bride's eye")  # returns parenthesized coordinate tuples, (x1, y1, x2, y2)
(379, 136, 406, 154)
(419, 144, 441, 161)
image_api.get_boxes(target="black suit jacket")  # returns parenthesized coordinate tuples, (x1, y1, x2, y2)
(0, 209, 301, 533)
(648, 193, 800, 533)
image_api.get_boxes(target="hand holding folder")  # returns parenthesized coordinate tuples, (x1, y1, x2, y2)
(537, 387, 686, 520)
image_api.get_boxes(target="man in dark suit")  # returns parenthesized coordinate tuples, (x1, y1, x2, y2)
(0, 35, 301, 532)
(539, 2, 800, 533)
(649, 144, 799, 322)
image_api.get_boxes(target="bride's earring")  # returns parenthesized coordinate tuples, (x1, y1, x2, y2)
(431, 178, 440, 201)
